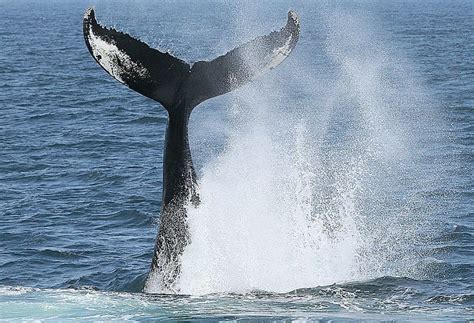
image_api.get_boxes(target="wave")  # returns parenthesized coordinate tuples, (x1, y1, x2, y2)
(0, 276, 472, 321)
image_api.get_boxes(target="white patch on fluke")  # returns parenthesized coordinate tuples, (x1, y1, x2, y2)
(266, 34, 294, 71)
(253, 34, 294, 80)
(87, 26, 150, 84)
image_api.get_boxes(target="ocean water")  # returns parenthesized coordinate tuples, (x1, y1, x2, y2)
(0, 0, 472, 321)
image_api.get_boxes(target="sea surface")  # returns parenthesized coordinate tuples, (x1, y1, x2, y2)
(0, 0, 472, 321)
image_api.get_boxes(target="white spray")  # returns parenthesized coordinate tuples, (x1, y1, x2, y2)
(147, 6, 446, 295)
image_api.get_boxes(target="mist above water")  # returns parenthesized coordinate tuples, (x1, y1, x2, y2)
(146, 6, 448, 295)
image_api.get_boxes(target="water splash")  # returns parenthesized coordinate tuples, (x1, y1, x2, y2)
(146, 6, 448, 295)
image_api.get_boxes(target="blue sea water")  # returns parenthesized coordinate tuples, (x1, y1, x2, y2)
(0, 0, 473, 321)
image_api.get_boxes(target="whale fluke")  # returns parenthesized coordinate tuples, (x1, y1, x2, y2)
(83, 8, 299, 111)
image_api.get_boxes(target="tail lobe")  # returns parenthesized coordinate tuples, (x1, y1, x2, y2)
(183, 11, 300, 107)
(83, 8, 191, 110)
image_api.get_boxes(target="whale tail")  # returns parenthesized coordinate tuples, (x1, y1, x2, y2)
(83, 8, 300, 292)
(83, 8, 299, 111)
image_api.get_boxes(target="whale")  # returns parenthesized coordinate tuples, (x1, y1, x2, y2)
(83, 8, 300, 292)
